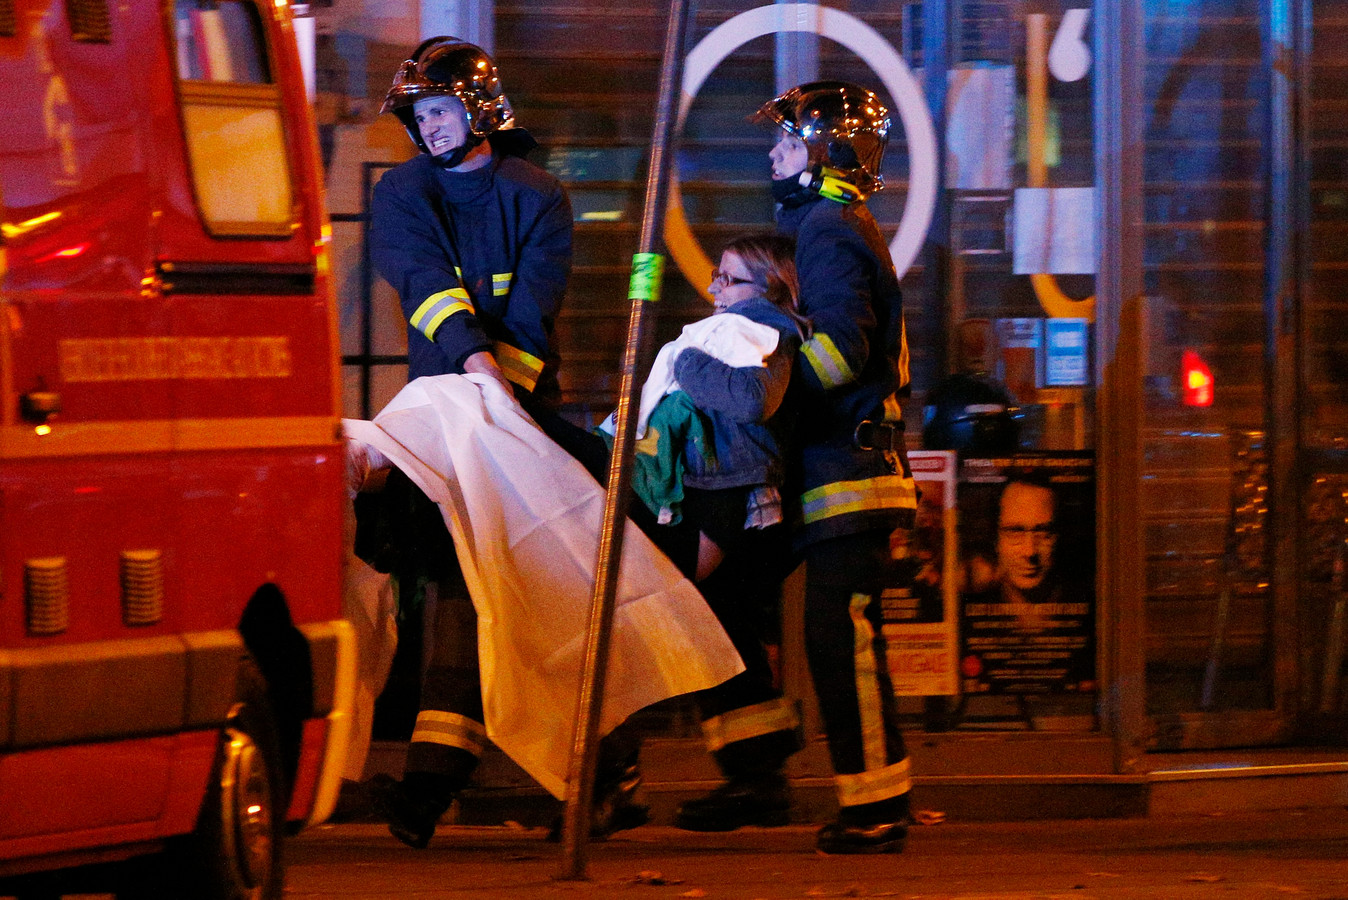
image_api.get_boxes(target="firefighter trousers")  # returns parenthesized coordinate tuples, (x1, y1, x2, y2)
(403, 576, 485, 810)
(803, 530, 913, 824)
(405, 572, 644, 810)
(689, 525, 802, 778)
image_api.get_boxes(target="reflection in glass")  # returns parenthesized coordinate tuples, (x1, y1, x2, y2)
(173, 0, 271, 84)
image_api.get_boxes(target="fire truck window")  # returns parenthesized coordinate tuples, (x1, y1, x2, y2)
(172, 0, 270, 84)
(182, 104, 292, 231)
(171, 0, 292, 235)
(66, 0, 111, 42)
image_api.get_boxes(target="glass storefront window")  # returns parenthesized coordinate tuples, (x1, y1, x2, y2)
(937, 3, 1097, 453)
(1138, 2, 1276, 734)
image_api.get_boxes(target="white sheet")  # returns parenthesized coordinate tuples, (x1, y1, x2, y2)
(343, 374, 743, 797)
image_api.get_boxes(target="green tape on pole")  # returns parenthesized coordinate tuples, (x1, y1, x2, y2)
(628, 253, 664, 302)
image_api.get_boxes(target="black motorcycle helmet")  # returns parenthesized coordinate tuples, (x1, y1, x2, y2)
(921, 372, 1020, 454)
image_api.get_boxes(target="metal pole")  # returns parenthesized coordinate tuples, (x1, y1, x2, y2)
(920, 0, 950, 378)
(1261, 0, 1309, 731)
(558, 0, 691, 879)
(919, 0, 952, 733)
(1094, 0, 1148, 772)
(359, 161, 376, 419)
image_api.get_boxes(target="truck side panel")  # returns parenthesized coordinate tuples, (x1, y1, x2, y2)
(0, 0, 351, 870)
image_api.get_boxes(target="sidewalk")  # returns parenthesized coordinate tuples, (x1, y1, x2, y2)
(361, 736, 1348, 826)
(287, 807, 1348, 900)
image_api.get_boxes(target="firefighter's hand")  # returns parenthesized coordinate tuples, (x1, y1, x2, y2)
(463, 350, 515, 399)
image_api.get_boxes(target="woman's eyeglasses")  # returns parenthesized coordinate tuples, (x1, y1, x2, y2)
(711, 269, 754, 288)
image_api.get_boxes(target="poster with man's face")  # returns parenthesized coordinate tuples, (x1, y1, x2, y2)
(957, 452, 1096, 695)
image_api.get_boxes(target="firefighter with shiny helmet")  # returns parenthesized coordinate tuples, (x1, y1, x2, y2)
(676, 79, 918, 854)
(380, 36, 519, 167)
(364, 36, 648, 849)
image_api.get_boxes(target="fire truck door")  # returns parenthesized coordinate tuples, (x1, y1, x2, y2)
(0, 0, 180, 838)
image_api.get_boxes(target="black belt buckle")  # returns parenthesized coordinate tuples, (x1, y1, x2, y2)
(854, 419, 904, 451)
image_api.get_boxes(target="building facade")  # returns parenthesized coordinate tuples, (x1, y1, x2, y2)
(313, 0, 1348, 787)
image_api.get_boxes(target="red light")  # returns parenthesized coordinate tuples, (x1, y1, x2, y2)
(36, 243, 89, 263)
(1181, 348, 1214, 407)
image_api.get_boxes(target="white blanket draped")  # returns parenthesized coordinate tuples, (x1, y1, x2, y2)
(343, 374, 743, 798)
(597, 312, 780, 440)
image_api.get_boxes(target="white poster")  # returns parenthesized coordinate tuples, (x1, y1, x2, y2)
(945, 64, 1015, 191)
(1013, 187, 1097, 275)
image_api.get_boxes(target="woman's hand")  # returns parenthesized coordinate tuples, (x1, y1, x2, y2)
(345, 436, 390, 497)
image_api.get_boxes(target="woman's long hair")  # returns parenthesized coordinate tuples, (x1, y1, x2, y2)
(721, 232, 812, 339)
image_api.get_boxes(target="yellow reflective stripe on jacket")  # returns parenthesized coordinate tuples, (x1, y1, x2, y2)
(701, 698, 800, 752)
(801, 474, 918, 525)
(835, 756, 912, 807)
(492, 341, 544, 393)
(801, 332, 855, 389)
(410, 288, 474, 341)
(883, 394, 904, 422)
(410, 710, 488, 756)
(897, 317, 911, 388)
(850, 592, 887, 771)
(492, 272, 513, 296)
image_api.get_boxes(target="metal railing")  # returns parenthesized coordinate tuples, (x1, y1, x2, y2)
(333, 160, 401, 420)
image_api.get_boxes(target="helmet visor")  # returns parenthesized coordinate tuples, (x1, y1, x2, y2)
(749, 95, 804, 137)
(380, 58, 455, 116)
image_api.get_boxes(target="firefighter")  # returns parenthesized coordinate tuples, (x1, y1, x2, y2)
(363, 36, 641, 848)
(371, 35, 570, 416)
(754, 81, 916, 854)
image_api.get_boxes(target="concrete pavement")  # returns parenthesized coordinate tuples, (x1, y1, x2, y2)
(285, 807, 1348, 899)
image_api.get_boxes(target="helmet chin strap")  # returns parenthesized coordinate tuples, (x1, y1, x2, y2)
(800, 165, 861, 203)
(431, 133, 484, 169)
(770, 171, 814, 205)
(770, 164, 860, 206)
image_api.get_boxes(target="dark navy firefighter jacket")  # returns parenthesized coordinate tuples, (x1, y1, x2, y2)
(775, 193, 917, 546)
(370, 136, 572, 405)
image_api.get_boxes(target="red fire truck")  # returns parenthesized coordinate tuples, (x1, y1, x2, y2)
(0, 0, 353, 895)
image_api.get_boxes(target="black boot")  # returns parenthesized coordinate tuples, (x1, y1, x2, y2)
(591, 754, 650, 838)
(547, 754, 650, 841)
(815, 819, 907, 854)
(366, 773, 452, 849)
(815, 793, 909, 854)
(673, 770, 791, 831)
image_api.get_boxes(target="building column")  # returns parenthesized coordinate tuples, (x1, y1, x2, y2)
(420, 0, 493, 53)
(774, 0, 818, 94)
(1094, 0, 1147, 773)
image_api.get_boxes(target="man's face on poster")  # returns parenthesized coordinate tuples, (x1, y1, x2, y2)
(996, 481, 1058, 596)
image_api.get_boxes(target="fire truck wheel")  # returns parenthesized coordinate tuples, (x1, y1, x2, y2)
(157, 658, 286, 900)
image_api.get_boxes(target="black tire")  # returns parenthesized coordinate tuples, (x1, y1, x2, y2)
(123, 657, 285, 900)
(8, 879, 64, 900)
